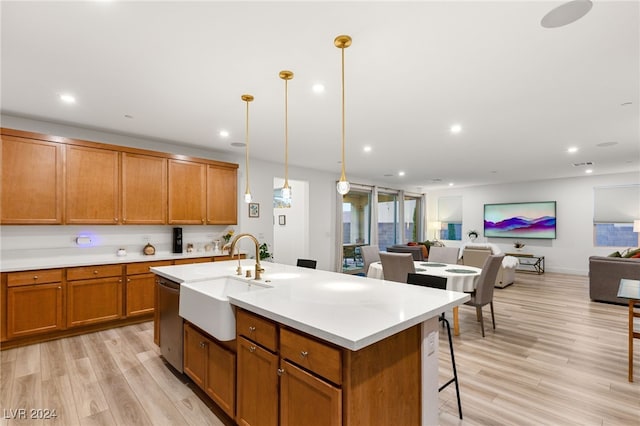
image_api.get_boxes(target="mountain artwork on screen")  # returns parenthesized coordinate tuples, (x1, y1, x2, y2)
(484, 201, 557, 239)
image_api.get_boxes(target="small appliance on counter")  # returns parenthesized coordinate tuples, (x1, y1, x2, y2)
(172, 227, 182, 253)
(117, 248, 127, 256)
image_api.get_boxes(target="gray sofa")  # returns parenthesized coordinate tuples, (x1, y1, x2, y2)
(589, 256, 640, 304)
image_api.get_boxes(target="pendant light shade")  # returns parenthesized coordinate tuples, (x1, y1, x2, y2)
(335, 35, 352, 195)
(241, 94, 254, 203)
(280, 70, 293, 204)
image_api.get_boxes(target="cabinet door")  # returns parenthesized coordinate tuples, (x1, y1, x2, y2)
(206, 337, 236, 418)
(122, 153, 167, 224)
(168, 159, 206, 224)
(126, 273, 156, 316)
(280, 360, 342, 426)
(67, 277, 123, 327)
(184, 323, 207, 389)
(207, 165, 237, 225)
(1, 136, 63, 224)
(66, 145, 120, 224)
(236, 337, 278, 426)
(7, 283, 64, 338)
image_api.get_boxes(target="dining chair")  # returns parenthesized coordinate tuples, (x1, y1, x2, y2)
(428, 246, 460, 264)
(464, 253, 504, 337)
(360, 245, 381, 277)
(296, 259, 317, 269)
(379, 252, 415, 283)
(386, 245, 425, 261)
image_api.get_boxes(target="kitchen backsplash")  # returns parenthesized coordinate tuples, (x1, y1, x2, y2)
(0, 225, 235, 261)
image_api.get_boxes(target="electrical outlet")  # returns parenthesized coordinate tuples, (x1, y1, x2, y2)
(427, 331, 436, 355)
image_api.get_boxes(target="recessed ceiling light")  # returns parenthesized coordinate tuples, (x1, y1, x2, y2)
(398, 171, 405, 177)
(363, 145, 372, 153)
(567, 147, 578, 153)
(312, 83, 325, 94)
(230, 142, 245, 148)
(450, 124, 462, 134)
(448, 182, 454, 186)
(219, 130, 229, 138)
(124, 114, 133, 119)
(585, 169, 593, 174)
(59, 94, 76, 104)
(541, 0, 593, 28)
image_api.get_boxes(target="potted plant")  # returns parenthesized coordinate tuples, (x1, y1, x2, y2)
(467, 230, 479, 241)
(514, 241, 526, 251)
(259, 243, 272, 261)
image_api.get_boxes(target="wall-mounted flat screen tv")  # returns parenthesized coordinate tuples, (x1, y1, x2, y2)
(484, 201, 557, 239)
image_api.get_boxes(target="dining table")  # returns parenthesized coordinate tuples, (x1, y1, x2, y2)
(367, 261, 482, 335)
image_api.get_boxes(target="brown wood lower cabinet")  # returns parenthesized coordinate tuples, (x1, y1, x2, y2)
(184, 322, 236, 418)
(67, 265, 124, 327)
(5, 269, 64, 339)
(279, 360, 342, 426)
(232, 308, 421, 426)
(126, 261, 172, 317)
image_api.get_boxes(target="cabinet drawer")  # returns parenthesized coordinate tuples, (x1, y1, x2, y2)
(280, 327, 342, 385)
(126, 260, 172, 275)
(236, 309, 277, 353)
(7, 269, 63, 287)
(67, 264, 123, 281)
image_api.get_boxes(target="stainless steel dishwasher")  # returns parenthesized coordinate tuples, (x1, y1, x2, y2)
(157, 278, 183, 372)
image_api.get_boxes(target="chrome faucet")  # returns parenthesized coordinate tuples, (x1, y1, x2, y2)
(229, 233, 264, 280)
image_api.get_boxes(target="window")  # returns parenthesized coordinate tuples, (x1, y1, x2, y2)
(438, 196, 462, 241)
(377, 191, 399, 251)
(593, 185, 640, 247)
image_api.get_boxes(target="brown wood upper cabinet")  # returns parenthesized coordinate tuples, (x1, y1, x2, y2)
(207, 165, 237, 225)
(66, 145, 120, 224)
(168, 159, 206, 224)
(122, 153, 167, 224)
(1, 135, 63, 224)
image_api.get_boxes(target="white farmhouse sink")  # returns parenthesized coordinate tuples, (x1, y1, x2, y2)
(179, 277, 272, 341)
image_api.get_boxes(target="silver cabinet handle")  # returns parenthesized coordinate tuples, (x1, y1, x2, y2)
(248, 326, 256, 333)
(249, 346, 256, 353)
(300, 351, 308, 358)
(33, 275, 38, 280)
(277, 368, 285, 376)
(200, 342, 206, 348)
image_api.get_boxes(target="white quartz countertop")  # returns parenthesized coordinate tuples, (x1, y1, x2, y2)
(0, 250, 242, 272)
(151, 260, 470, 351)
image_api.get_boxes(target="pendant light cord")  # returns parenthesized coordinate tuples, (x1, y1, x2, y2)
(284, 78, 289, 186)
(245, 99, 250, 195)
(340, 44, 346, 180)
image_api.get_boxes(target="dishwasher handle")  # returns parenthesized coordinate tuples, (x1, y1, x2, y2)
(158, 279, 180, 293)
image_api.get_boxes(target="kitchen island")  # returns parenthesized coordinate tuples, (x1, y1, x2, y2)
(151, 259, 469, 425)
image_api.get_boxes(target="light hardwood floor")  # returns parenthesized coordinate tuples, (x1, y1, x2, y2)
(1, 272, 638, 425)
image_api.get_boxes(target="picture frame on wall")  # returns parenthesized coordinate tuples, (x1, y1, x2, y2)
(279, 215, 286, 225)
(249, 202, 260, 218)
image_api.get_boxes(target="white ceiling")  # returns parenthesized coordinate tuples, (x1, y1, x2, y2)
(2, 1, 638, 191)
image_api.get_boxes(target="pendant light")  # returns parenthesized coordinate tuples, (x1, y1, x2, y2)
(335, 35, 352, 195)
(280, 70, 293, 203)
(241, 94, 254, 203)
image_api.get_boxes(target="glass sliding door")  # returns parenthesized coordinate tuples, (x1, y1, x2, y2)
(377, 191, 399, 251)
(342, 189, 371, 273)
(404, 194, 421, 243)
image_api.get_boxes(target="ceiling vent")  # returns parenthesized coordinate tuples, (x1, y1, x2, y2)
(573, 161, 594, 167)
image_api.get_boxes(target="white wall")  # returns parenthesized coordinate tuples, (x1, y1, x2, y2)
(425, 172, 640, 275)
(272, 178, 309, 265)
